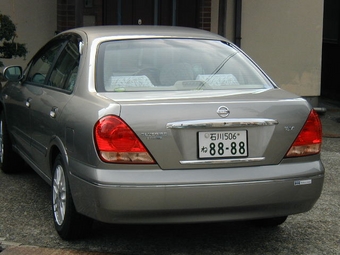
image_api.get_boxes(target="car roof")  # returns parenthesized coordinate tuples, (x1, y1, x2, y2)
(61, 25, 228, 43)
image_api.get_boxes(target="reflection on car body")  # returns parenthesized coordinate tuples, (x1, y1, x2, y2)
(0, 26, 324, 240)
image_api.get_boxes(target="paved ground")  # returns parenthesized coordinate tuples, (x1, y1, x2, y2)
(0, 98, 339, 254)
(318, 98, 340, 138)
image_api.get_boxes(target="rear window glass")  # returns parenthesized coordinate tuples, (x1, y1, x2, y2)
(96, 39, 273, 92)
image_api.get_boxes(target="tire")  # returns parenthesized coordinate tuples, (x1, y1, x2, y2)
(52, 154, 93, 240)
(0, 112, 26, 173)
(252, 216, 288, 227)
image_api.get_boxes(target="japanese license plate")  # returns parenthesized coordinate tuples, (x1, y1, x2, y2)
(198, 131, 248, 158)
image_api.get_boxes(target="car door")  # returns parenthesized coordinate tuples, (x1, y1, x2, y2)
(1, 75, 32, 159)
(29, 35, 81, 176)
(1, 38, 66, 162)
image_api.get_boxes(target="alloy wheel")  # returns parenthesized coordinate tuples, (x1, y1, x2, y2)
(52, 164, 67, 226)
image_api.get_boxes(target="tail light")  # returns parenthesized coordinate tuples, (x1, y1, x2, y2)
(94, 115, 155, 164)
(285, 109, 322, 157)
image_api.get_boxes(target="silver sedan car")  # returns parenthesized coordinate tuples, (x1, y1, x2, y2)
(0, 26, 324, 240)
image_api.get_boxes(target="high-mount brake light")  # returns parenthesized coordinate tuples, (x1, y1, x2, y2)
(94, 116, 155, 164)
(285, 109, 322, 157)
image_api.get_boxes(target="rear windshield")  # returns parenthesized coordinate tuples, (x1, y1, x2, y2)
(96, 39, 273, 92)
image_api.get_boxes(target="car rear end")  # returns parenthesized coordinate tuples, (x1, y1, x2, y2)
(68, 26, 324, 224)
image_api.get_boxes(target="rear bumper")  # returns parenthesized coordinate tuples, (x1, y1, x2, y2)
(69, 159, 324, 224)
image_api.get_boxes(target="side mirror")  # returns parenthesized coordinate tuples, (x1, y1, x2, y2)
(3, 66, 23, 82)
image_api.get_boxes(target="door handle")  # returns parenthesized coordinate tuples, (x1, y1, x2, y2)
(50, 107, 58, 118)
(25, 98, 32, 108)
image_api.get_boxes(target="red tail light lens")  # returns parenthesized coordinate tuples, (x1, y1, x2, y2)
(285, 109, 322, 157)
(94, 116, 155, 163)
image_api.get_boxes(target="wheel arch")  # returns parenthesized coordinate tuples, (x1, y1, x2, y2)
(49, 136, 69, 177)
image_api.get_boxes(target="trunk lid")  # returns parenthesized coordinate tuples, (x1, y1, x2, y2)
(100, 88, 311, 170)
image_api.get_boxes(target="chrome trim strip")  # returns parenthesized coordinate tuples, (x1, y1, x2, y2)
(93, 174, 324, 188)
(166, 118, 278, 129)
(180, 157, 265, 165)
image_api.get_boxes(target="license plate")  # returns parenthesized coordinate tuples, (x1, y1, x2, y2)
(198, 131, 248, 158)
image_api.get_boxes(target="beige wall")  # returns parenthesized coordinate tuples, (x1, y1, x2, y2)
(211, 0, 324, 97)
(241, 0, 324, 96)
(0, 0, 57, 69)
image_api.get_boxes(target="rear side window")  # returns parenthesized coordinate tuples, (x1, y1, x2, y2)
(26, 41, 64, 85)
(48, 41, 80, 92)
(24, 34, 81, 92)
(96, 39, 273, 92)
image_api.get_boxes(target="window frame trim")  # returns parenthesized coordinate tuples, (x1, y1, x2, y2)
(23, 33, 82, 94)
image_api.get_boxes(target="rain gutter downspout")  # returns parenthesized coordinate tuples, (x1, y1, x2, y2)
(172, 0, 177, 26)
(117, 0, 122, 25)
(75, 0, 83, 27)
(235, 0, 242, 47)
(218, 0, 227, 37)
